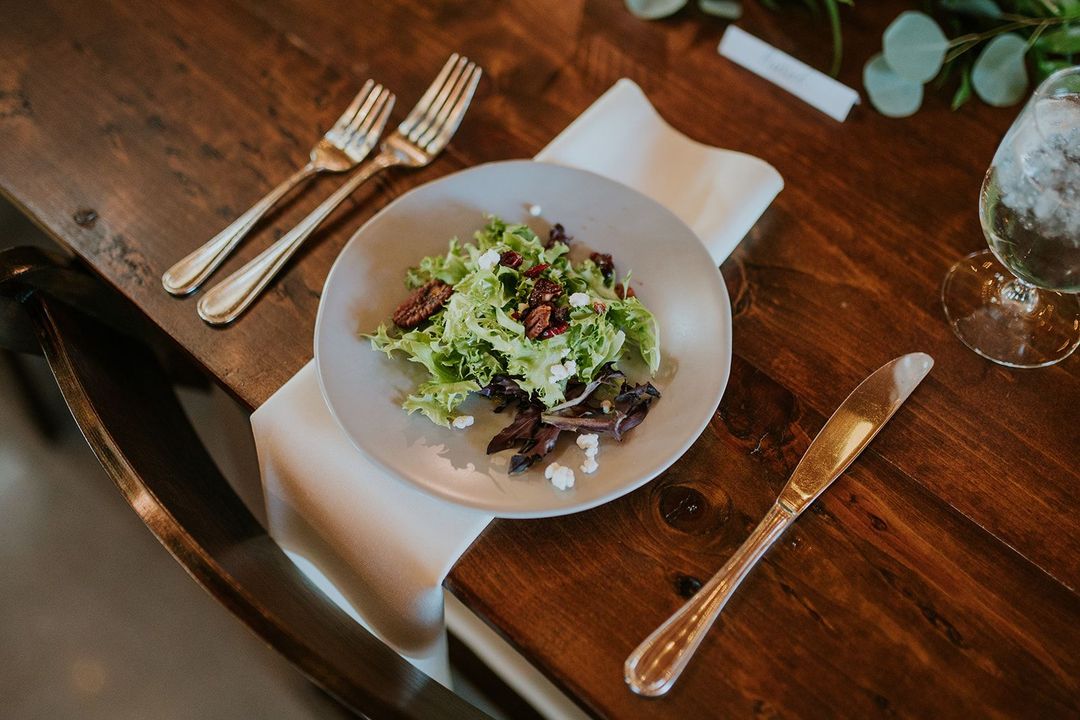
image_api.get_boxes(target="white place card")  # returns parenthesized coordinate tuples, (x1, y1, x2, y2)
(718, 25, 860, 122)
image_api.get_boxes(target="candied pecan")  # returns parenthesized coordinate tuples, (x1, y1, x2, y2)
(546, 223, 571, 248)
(615, 282, 635, 299)
(392, 279, 453, 328)
(523, 263, 549, 278)
(499, 250, 523, 269)
(529, 278, 563, 306)
(524, 304, 552, 339)
(590, 252, 614, 280)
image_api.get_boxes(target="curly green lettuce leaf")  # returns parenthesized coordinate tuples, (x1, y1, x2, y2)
(367, 216, 662, 428)
(402, 379, 480, 427)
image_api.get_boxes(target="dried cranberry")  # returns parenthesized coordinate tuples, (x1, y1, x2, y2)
(552, 306, 570, 324)
(523, 263, 549, 278)
(546, 223, 571, 248)
(615, 283, 635, 299)
(592, 301, 607, 314)
(499, 250, 523, 269)
(538, 322, 569, 339)
(590, 252, 614, 280)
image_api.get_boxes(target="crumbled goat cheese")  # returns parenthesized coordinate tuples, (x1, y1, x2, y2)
(568, 292, 590, 307)
(544, 462, 575, 490)
(451, 415, 474, 429)
(528, 204, 542, 217)
(548, 359, 577, 384)
(601, 400, 613, 414)
(477, 249, 501, 270)
(577, 433, 600, 474)
(576, 433, 599, 450)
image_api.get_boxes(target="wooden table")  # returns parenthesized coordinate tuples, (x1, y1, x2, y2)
(3, 0, 1078, 717)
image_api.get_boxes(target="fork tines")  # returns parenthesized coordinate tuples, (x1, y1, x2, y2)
(399, 54, 482, 154)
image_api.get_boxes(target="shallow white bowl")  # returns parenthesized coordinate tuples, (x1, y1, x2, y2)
(315, 160, 731, 518)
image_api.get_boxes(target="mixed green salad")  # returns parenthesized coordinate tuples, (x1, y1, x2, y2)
(367, 216, 661, 475)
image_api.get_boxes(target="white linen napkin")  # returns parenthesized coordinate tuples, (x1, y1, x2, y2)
(251, 78, 782, 687)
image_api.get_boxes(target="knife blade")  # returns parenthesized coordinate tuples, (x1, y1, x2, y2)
(624, 352, 934, 698)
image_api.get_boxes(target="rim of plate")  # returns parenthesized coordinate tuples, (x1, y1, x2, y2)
(314, 159, 732, 518)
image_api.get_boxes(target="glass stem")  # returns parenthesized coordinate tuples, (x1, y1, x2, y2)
(999, 277, 1041, 315)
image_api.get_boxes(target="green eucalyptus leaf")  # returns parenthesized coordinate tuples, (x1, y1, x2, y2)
(939, 0, 1002, 19)
(699, 0, 742, 19)
(624, 0, 688, 19)
(882, 11, 949, 83)
(1036, 24, 1080, 53)
(952, 66, 974, 110)
(864, 53, 924, 117)
(972, 33, 1029, 107)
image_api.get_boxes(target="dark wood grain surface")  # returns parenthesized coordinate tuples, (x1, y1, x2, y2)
(1, 0, 1077, 717)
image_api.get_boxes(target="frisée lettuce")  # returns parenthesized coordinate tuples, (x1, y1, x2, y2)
(367, 216, 660, 428)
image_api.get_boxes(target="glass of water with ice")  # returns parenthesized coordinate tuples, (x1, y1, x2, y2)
(942, 66, 1080, 368)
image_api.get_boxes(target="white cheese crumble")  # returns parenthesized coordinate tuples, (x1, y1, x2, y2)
(528, 203, 542, 217)
(548, 358, 577, 384)
(544, 462, 575, 490)
(601, 400, 613, 414)
(576, 433, 599, 451)
(451, 415, 474, 429)
(577, 433, 600, 474)
(477, 249, 501, 270)
(568, 292, 590, 307)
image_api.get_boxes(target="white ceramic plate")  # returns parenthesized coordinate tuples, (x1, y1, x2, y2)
(315, 160, 731, 518)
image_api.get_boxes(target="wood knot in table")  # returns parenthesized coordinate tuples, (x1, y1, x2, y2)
(655, 483, 731, 536)
(73, 208, 97, 229)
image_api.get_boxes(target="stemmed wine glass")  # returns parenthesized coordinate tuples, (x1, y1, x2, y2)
(942, 66, 1080, 368)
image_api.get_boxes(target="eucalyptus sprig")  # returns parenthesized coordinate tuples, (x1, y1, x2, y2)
(864, 1, 1079, 116)
(626, 0, 853, 77)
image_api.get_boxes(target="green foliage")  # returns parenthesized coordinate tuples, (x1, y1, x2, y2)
(883, 11, 950, 82)
(623, 0, 1077, 115)
(699, 0, 744, 19)
(624, 0, 853, 77)
(624, 0, 689, 19)
(972, 33, 1030, 105)
(864, 53, 925, 116)
(865, 0, 1078, 117)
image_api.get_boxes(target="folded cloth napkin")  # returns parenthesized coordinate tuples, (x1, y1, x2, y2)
(251, 78, 782, 687)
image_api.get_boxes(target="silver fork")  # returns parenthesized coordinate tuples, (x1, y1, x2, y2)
(162, 81, 394, 296)
(197, 54, 481, 326)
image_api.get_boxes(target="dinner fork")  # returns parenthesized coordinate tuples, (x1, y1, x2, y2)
(162, 81, 394, 296)
(197, 54, 481, 326)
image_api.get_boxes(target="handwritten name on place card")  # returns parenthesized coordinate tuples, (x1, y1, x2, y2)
(718, 25, 860, 122)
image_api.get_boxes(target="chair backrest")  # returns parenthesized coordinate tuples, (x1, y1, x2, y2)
(0, 246, 489, 720)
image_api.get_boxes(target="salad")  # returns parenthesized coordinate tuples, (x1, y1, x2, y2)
(367, 216, 661, 477)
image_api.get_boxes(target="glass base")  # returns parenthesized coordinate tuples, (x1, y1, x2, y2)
(942, 250, 1080, 368)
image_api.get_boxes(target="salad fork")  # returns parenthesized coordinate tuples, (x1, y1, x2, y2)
(162, 80, 393, 296)
(197, 54, 482, 326)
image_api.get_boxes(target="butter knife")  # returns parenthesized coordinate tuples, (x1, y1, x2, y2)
(624, 352, 934, 697)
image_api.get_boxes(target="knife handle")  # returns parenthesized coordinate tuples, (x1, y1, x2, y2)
(625, 502, 794, 697)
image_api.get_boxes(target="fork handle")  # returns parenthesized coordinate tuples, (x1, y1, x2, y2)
(624, 502, 794, 697)
(197, 152, 398, 325)
(162, 164, 318, 296)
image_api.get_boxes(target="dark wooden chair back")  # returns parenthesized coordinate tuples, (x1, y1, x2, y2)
(0, 246, 488, 720)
